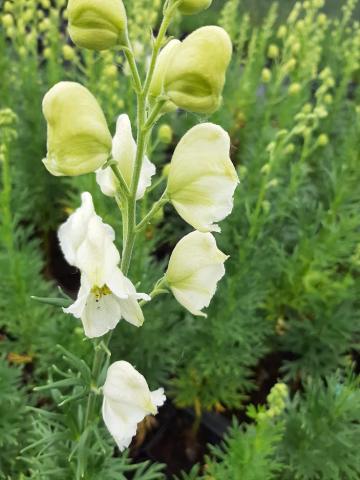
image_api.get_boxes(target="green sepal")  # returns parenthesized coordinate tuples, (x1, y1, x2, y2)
(30, 295, 72, 308)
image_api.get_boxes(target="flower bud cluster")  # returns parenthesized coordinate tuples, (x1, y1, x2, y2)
(262, 383, 289, 419)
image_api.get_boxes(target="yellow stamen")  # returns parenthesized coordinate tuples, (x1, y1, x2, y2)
(91, 284, 112, 301)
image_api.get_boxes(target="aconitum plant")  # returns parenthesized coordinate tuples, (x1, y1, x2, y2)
(35, 0, 238, 469)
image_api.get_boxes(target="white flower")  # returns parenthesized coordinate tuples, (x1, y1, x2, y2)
(96, 114, 155, 199)
(102, 361, 166, 451)
(58, 192, 149, 338)
(165, 231, 228, 316)
(167, 123, 239, 233)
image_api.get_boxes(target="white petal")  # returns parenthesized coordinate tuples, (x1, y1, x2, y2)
(136, 155, 156, 200)
(102, 361, 166, 450)
(102, 398, 138, 452)
(96, 167, 117, 197)
(58, 191, 119, 283)
(150, 388, 166, 409)
(58, 192, 95, 266)
(118, 297, 145, 327)
(103, 361, 156, 413)
(107, 270, 150, 326)
(75, 216, 120, 285)
(170, 262, 225, 316)
(81, 292, 121, 338)
(106, 267, 131, 300)
(166, 231, 228, 316)
(109, 114, 155, 199)
(168, 123, 239, 232)
(63, 276, 91, 318)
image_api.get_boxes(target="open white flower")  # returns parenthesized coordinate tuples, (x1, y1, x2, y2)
(96, 114, 155, 199)
(102, 361, 166, 451)
(165, 231, 228, 316)
(167, 123, 239, 232)
(58, 192, 149, 338)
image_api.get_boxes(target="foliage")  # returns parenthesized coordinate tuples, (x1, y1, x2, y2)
(0, 358, 29, 476)
(280, 371, 360, 480)
(1, 0, 360, 477)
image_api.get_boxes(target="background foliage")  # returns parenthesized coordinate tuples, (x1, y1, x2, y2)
(0, 0, 359, 477)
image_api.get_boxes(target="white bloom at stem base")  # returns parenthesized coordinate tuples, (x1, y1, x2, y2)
(102, 361, 166, 451)
(96, 114, 155, 199)
(165, 231, 228, 316)
(58, 192, 149, 338)
(167, 123, 239, 232)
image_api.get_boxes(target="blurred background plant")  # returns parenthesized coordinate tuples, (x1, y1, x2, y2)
(1, 0, 360, 477)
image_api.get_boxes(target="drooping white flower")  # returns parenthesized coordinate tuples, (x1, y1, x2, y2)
(167, 123, 239, 233)
(165, 231, 228, 316)
(96, 114, 155, 199)
(58, 192, 149, 338)
(102, 361, 166, 451)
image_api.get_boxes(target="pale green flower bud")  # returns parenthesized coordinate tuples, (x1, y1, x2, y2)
(162, 163, 171, 178)
(4, 2, 13, 13)
(158, 124, 173, 144)
(288, 82, 301, 95)
(282, 58, 297, 73)
(178, 0, 212, 15)
(317, 13, 327, 25)
(163, 26, 232, 115)
(42, 82, 112, 176)
(284, 143, 295, 154)
(62, 44, 76, 61)
(277, 25, 287, 39)
(2, 14, 14, 28)
(43, 47, 51, 59)
(103, 64, 118, 79)
(268, 44, 279, 59)
(261, 68, 272, 83)
(317, 133, 329, 146)
(67, 0, 128, 51)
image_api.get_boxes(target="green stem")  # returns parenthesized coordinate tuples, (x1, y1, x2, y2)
(135, 190, 168, 232)
(143, 99, 167, 131)
(83, 341, 104, 430)
(123, 38, 142, 94)
(139, 277, 169, 307)
(121, 6, 177, 275)
(1, 144, 14, 256)
(80, 5, 178, 469)
(142, 2, 179, 98)
(110, 163, 130, 197)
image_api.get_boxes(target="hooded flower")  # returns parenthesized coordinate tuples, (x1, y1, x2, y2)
(165, 231, 228, 316)
(67, 0, 128, 51)
(162, 26, 232, 114)
(178, 0, 213, 15)
(102, 361, 166, 451)
(42, 82, 112, 176)
(96, 114, 155, 199)
(58, 192, 149, 337)
(167, 123, 239, 232)
(149, 39, 181, 110)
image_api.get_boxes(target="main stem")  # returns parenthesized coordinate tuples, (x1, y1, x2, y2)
(81, 5, 177, 472)
(121, 4, 176, 275)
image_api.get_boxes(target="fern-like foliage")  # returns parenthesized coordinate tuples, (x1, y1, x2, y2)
(0, 358, 29, 476)
(279, 372, 360, 480)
